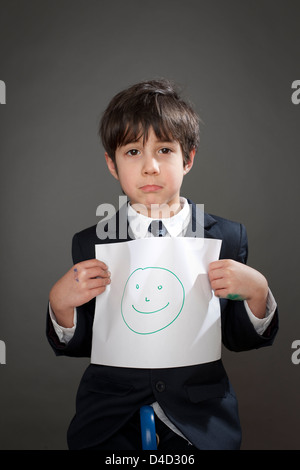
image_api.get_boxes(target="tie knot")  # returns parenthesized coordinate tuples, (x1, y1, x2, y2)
(148, 220, 167, 237)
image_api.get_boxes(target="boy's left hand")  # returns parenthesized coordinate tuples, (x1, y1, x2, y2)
(208, 259, 269, 319)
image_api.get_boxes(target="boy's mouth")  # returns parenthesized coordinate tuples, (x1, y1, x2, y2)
(140, 185, 163, 192)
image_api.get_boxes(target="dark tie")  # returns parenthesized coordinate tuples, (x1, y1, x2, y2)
(148, 220, 167, 237)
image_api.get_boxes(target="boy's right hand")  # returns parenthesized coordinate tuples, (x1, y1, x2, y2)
(49, 259, 111, 328)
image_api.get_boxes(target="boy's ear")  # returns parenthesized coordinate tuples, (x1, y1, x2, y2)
(183, 148, 196, 175)
(105, 152, 119, 180)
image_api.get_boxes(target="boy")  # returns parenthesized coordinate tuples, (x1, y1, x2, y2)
(47, 79, 278, 450)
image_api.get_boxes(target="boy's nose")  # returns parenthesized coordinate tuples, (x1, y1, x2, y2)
(142, 155, 160, 174)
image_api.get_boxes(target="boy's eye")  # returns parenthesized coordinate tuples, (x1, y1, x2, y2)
(159, 148, 171, 154)
(127, 149, 140, 156)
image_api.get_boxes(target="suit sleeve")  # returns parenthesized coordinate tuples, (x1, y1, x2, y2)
(46, 233, 95, 357)
(220, 223, 279, 352)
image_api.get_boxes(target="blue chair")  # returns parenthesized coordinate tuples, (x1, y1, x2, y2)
(140, 406, 157, 450)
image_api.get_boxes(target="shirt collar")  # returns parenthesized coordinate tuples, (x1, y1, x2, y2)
(127, 197, 191, 239)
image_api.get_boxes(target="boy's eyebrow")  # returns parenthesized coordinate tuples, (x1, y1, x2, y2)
(122, 137, 177, 146)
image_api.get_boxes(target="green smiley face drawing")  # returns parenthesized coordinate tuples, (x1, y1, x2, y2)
(121, 267, 185, 334)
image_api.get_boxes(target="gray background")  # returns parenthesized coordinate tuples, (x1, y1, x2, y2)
(0, 0, 299, 450)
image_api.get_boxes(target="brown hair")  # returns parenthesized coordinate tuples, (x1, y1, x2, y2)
(99, 79, 200, 165)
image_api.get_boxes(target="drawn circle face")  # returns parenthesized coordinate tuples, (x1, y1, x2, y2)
(121, 267, 185, 334)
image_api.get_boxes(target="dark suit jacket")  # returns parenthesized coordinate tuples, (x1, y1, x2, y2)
(46, 199, 278, 450)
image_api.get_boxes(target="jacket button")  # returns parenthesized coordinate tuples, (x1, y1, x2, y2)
(155, 381, 166, 392)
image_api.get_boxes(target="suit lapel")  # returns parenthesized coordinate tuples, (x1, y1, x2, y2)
(185, 199, 222, 240)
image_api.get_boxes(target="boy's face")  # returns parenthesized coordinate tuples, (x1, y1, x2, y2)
(105, 127, 195, 218)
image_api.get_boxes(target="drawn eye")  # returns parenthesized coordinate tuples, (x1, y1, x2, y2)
(157, 285, 163, 290)
(136, 284, 139, 289)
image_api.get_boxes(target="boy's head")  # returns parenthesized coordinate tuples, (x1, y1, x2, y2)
(99, 79, 200, 217)
(99, 78, 200, 166)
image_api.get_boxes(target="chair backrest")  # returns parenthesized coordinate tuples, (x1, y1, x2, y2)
(139, 405, 157, 450)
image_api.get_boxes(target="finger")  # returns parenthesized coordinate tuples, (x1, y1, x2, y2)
(79, 285, 109, 305)
(209, 259, 234, 273)
(208, 267, 226, 282)
(209, 260, 226, 271)
(73, 265, 110, 283)
(210, 278, 229, 292)
(74, 259, 109, 271)
(214, 288, 246, 301)
(89, 285, 109, 297)
(81, 266, 111, 280)
(213, 288, 228, 299)
(84, 277, 111, 290)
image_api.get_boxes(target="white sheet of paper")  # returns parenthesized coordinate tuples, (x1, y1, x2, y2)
(92, 237, 222, 368)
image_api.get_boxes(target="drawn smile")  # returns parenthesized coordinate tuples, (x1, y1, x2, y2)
(132, 302, 170, 314)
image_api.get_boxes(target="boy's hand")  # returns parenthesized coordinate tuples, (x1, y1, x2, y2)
(49, 259, 111, 327)
(208, 259, 268, 319)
